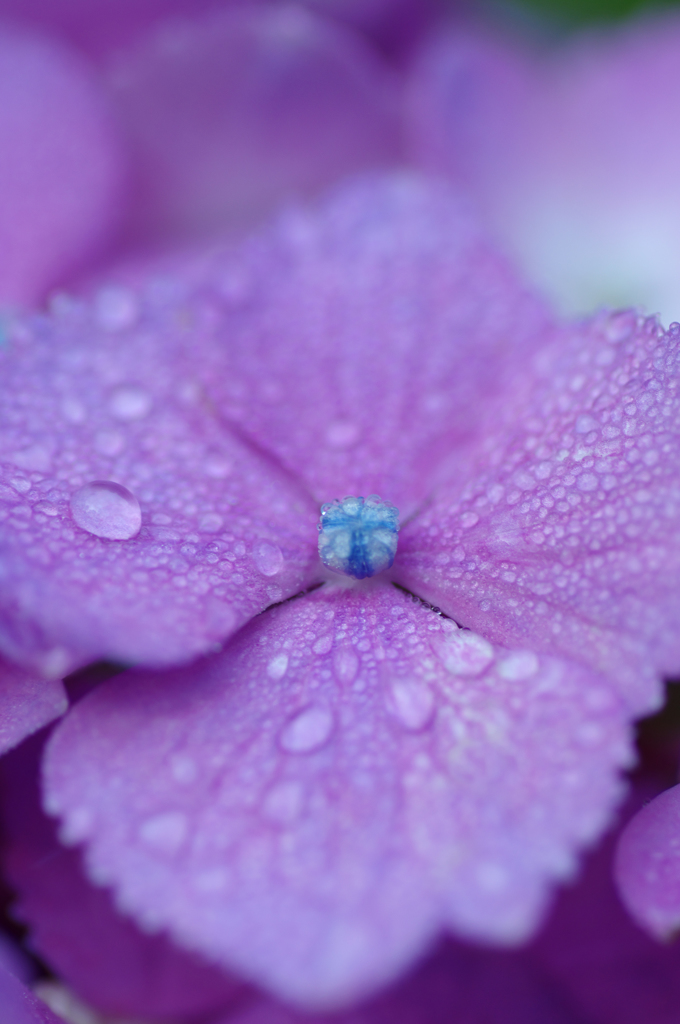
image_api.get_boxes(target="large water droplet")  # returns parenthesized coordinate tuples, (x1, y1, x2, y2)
(387, 679, 435, 731)
(139, 811, 187, 853)
(267, 653, 289, 680)
(280, 706, 334, 754)
(95, 285, 139, 332)
(109, 385, 152, 421)
(497, 651, 539, 680)
(436, 626, 494, 676)
(253, 540, 284, 576)
(70, 481, 142, 540)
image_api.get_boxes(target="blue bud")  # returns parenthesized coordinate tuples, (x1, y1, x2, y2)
(318, 495, 399, 580)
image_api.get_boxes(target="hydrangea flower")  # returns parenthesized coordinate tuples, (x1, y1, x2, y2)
(407, 8, 680, 324)
(5, 1, 680, 1020)
(2, 166, 680, 1014)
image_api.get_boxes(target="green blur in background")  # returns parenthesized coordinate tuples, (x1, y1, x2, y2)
(516, 0, 678, 25)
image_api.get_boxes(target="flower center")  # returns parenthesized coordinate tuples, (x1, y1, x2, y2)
(317, 495, 399, 580)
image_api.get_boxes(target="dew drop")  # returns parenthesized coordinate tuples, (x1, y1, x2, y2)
(267, 653, 289, 680)
(139, 811, 187, 853)
(312, 634, 333, 656)
(497, 651, 539, 680)
(436, 627, 494, 676)
(280, 706, 334, 754)
(109, 385, 152, 421)
(70, 481, 142, 540)
(95, 286, 139, 332)
(333, 647, 358, 683)
(387, 679, 435, 731)
(253, 540, 284, 577)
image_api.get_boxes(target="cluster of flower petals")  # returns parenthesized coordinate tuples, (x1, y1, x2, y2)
(6, 0, 680, 1020)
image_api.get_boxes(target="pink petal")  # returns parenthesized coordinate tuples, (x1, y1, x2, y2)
(201, 172, 551, 513)
(0, 960, 62, 1024)
(0, 659, 66, 756)
(43, 584, 631, 1009)
(0, 285, 319, 676)
(0, 23, 125, 307)
(614, 783, 680, 941)
(398, 311, 680, 715)
(0, 735, 244, 1020)
(106, 4, 400, 243)
(408, 17, 680, 324)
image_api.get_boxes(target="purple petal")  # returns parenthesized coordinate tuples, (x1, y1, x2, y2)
(398, 311, 680, 714)
(223, 939, 584, 1024)
(107, 4, 400, 243)
(202, 173, 551, 513)
(0, 735, 244, 1020)
(408, 17, 680, 324)
(0, 23, 125, 306)
(614, 783, 680, 940)
(0, 960, 62, 1024)
(531, 778, 680, 1024)
(0, 659, 66, 755)
(0, 285, 319, 676)
(43, 584, 630, 1008)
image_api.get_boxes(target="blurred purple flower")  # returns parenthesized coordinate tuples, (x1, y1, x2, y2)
(407, 8, 680, 325)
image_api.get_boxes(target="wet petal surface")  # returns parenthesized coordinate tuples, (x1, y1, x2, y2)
(0, 23, 124, 306)
(0, 287, 319, 675)
(0, 659, 66, 755)
(44, 585, 630, 1009)
(398, 311, 680, 714)
(202, 173, 551, 513)
(0, 735, 244, 1020)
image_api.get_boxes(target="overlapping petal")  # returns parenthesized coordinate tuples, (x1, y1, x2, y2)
(43, 583, 631, 1008)
(614, 783, 680, 940)
(200, 174, 551, 512)
(0, 23, 125, 306)
(0, 284, 318, 676)
(0, 659, 66, 756)
(0, 735, 244, 1019)
(107, 4, 401, 242)
(0, 960, 61, 1024)
(398, 311, 680, 714)
(407, 15, 680, 323)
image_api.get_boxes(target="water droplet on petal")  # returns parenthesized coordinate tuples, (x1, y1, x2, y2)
(280, 706, 334, 754)
(387, 679, 435, 731)
(95, 286, 139, 331)
(267, 653, 289, 680)
(70, 481, 142, 540)
(436, 627, 494, 676)
(497, 651, 539, 680)
(333, 647, 358, 683)
(109, 385, 152, 421)
(253, 540, 284, 576)
(139, 811, 187, 853)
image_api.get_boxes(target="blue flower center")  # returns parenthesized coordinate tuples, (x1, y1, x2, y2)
(318, 495, 399, 580)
